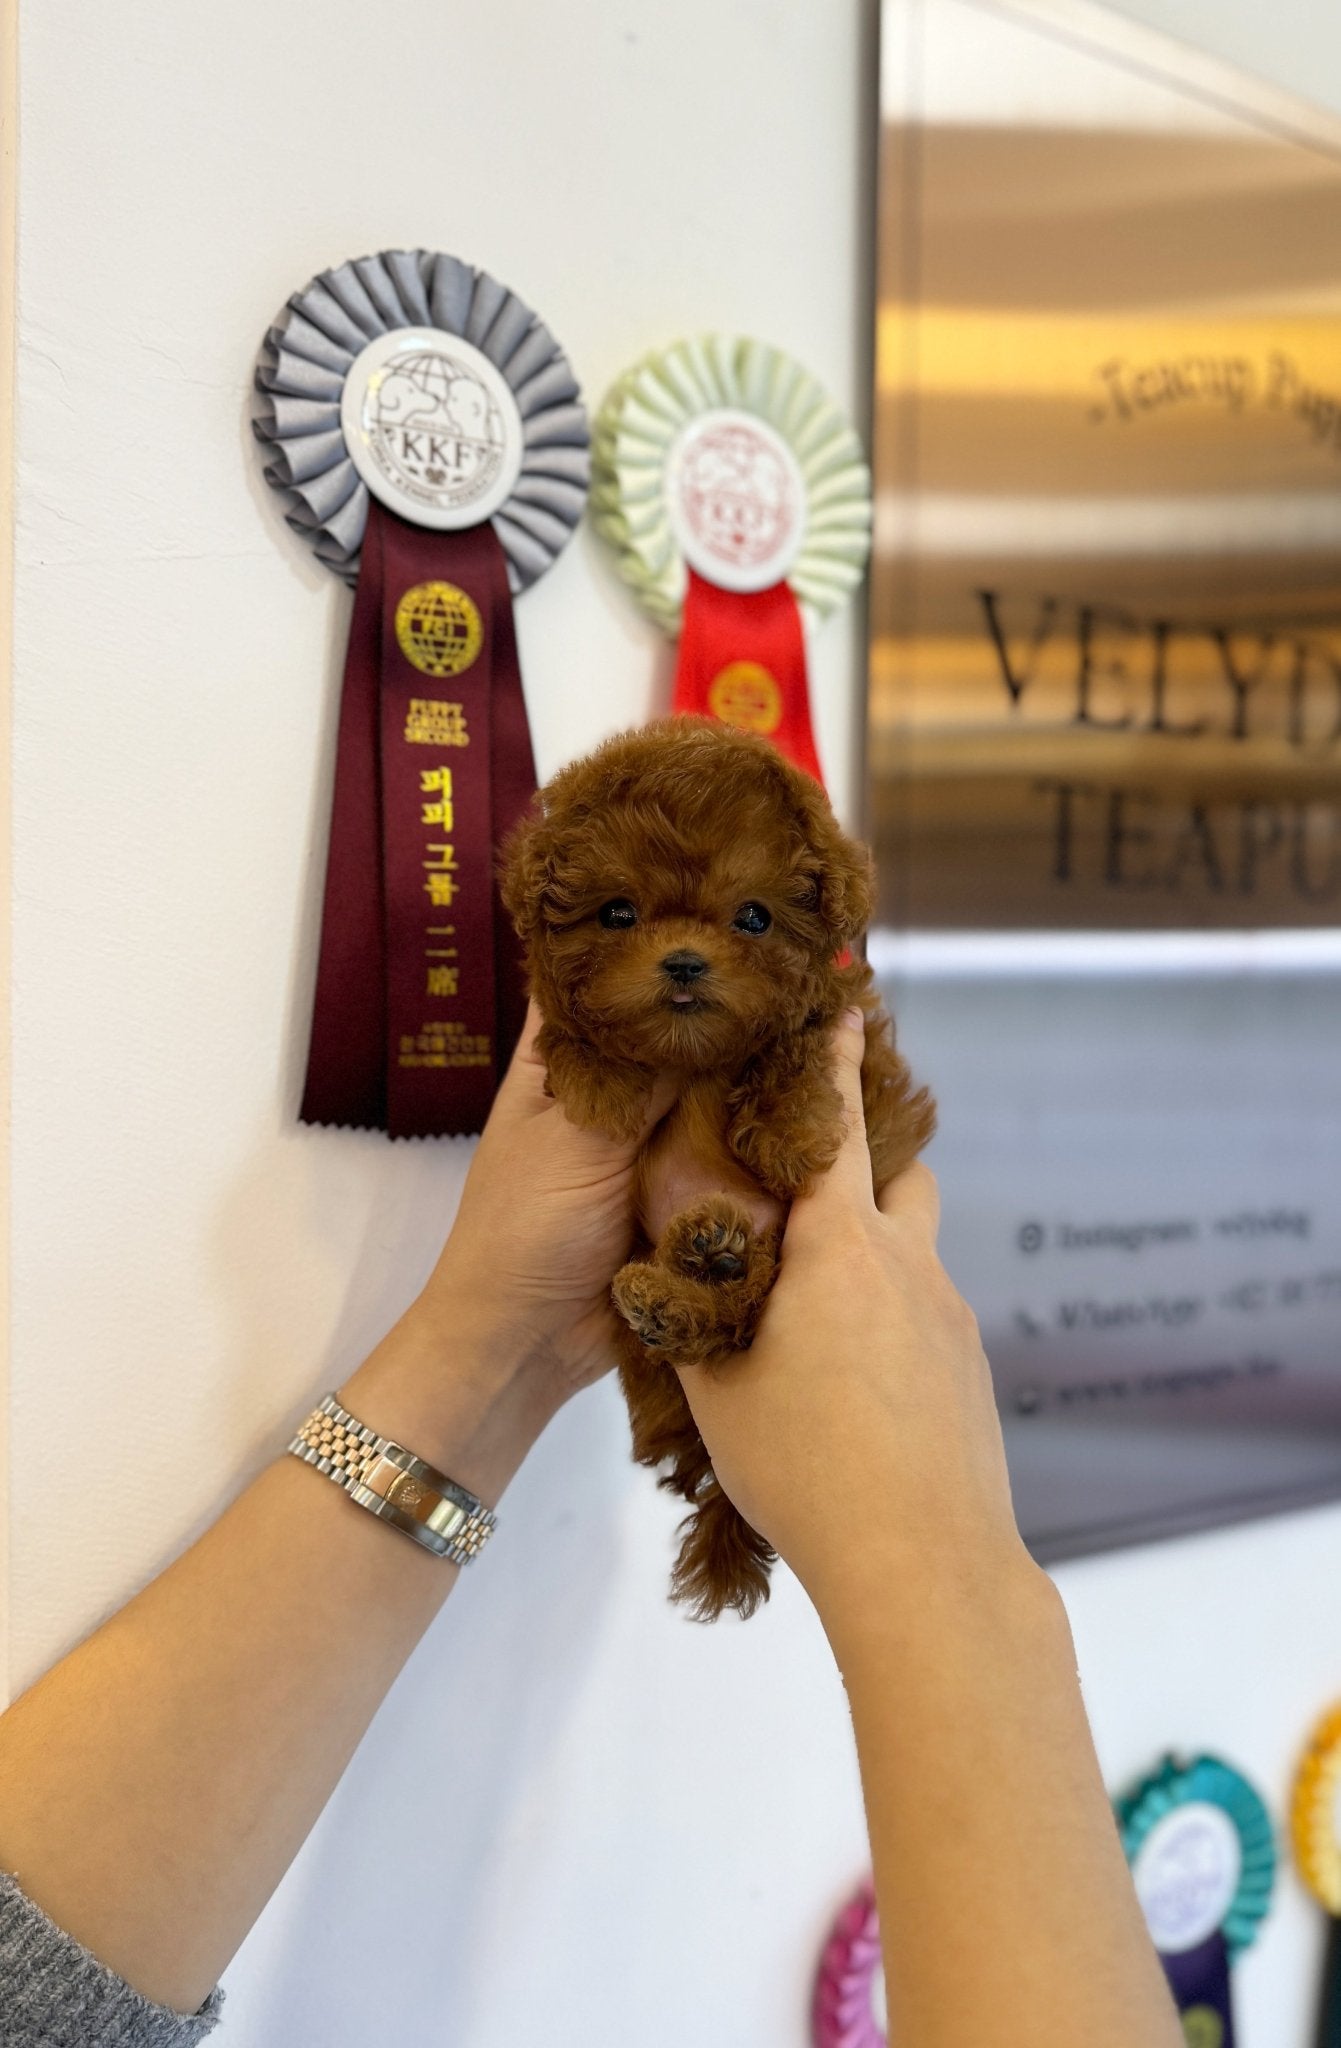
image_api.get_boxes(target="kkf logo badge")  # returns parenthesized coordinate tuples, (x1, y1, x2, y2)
(341, 327, 525, 531)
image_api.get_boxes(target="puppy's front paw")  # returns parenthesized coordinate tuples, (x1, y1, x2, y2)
(661, 1197, 752, 1283)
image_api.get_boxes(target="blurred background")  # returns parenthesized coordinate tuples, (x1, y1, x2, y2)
(3, 1, 1339, 2042)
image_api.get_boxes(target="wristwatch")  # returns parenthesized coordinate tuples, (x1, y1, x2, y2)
(287, 1392, 498, 1564)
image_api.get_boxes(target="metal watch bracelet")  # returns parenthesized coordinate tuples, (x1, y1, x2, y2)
(286, 1392, 497, 1564)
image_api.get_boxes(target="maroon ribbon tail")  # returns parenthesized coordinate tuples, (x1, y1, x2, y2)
(300, 499, 535, 1138)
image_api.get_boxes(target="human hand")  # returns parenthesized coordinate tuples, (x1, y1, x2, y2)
(416, 1002, 675, 1400)
(671, 1010, 1034, 1641)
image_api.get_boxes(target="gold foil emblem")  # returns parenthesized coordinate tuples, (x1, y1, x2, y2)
(707, 661, 783, 735)
(386, 1472, 427, 1513)
(395, 582, 483, 678)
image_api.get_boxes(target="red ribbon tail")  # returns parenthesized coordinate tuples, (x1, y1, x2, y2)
(672, 566, 825, 786)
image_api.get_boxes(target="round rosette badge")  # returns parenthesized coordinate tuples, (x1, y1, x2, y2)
(251, 250, 589, 1141)
(1118, 1753, 1275, 2048)
(591, 336, 872, 787)
(1292, 1701, 1341, 2047)
(254, 248, 587, 585)
(813, 1882, 887, 2048)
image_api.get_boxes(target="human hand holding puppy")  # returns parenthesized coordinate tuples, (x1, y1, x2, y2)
(666, 1012, 1182, 2048)
(670, 1006, 1029, 1641)
(416, 995, 1013, 1637)
(501, 715, 936, 1618)
(419, 1000, 676, 1404)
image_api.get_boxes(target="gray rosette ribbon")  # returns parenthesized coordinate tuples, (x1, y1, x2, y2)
(253, 248, 588, 587)
(252, 249, 587, 1143)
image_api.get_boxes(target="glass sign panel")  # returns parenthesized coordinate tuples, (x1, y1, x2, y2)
(871, 0, 1341, 1560)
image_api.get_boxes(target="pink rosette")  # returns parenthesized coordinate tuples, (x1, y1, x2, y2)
(813, 1882, 885, 2048)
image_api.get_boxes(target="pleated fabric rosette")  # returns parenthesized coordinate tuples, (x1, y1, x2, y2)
(1293, 1702, 1341, 2048)
(812, 1881, 886, 2048)
(591, 335, 872, 788)
(1118, 1752, 1276, 2048)
(253, 249, 588, 1137)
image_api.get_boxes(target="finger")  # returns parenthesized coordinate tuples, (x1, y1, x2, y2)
(792, 1007, 876, 1216)
(877, 1158, 941, 1246)
(636, 1068, 678, 1143)
(489, 1001, 552, 1123)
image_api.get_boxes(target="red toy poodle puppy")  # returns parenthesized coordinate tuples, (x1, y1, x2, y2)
(502, 716, 935, 1619)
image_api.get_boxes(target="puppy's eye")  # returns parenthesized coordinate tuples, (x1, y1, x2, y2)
(598, 899, 638, 930)
(731, 902, 772, 936)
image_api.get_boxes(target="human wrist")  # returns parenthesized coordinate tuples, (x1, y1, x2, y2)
(413, 1245, 567, 1380)
(335, 1300, 561, 1509)
(815, 1534, 1060, 1682)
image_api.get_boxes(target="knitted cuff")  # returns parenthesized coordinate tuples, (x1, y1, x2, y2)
(0, 1869, 225, 2046)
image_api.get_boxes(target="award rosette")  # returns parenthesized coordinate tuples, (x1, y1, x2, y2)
(591, 336, 872, 787)
(253, 249, 587, 1137)
(1292, 1702, 1341, 2047)
(812, 1882, 886, 2048)
(1118, 1753, 1276, 2048)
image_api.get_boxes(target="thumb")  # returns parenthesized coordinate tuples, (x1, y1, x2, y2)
(636, 1068, 678, 1144)
(484, 1002, 554, 1125)
(790, 1007, 875, 1221)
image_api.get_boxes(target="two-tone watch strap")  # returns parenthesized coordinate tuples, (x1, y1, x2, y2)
(288, 1392, 497, 1565)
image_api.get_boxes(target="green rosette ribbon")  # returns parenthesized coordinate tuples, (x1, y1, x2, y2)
(591, 333, 871, 632)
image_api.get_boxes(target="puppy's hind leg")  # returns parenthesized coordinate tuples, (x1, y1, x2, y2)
(618, 1194, 781, 1362)
(614, 1317, 778, 1621)
(616, 1328, 702, 1474)
(614, 1187, 769, 1359)
(672, 1482, 776, 1622)
(613, 1192, 773, 1363)
(612, 1258, 726, 1362)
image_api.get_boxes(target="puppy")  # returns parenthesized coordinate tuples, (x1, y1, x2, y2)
(501, 716, 935, 1620)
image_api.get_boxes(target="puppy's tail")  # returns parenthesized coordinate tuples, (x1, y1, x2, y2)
(671, 1481, 776, 1622)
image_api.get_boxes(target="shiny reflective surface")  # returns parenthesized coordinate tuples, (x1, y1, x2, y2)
(872, 0, 1341, 928)
(871, 0, 1341, 1559)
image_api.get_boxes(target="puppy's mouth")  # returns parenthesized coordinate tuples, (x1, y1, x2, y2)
(663, 988, 721, 1015)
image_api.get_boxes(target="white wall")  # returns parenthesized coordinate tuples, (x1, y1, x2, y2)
(7, 3, 1341, 2046)
(1111, 0, 1341, 113)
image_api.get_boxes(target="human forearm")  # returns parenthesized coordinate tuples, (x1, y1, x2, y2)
(826, 1554, 1182, 2048)
(0, 1303, 556, 2016)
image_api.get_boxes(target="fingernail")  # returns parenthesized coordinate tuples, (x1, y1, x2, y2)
(843, 1006, 864, 1032)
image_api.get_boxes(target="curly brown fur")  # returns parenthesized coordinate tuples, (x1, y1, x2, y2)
(501, 717, 936, 1620)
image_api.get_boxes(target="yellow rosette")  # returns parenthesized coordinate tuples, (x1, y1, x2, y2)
(1292, 1702, 1341, 2048)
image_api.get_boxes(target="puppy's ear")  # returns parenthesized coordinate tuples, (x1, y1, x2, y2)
(499, 801, 554, 943)
(813, 830, 874, 947)
(792, 779, 874, 946)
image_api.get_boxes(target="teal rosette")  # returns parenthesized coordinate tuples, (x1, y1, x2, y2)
(1117, 1752, 1276, 1958)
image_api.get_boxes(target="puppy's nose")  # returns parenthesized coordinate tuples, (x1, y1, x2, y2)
(660, 949, 709, 985)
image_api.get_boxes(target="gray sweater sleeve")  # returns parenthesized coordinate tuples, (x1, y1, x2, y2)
(0, 1870, 225, 2045)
